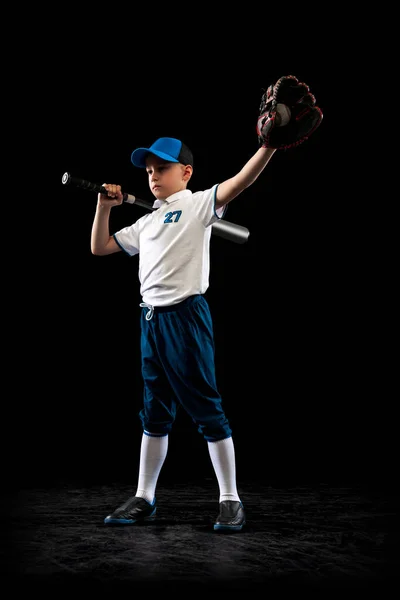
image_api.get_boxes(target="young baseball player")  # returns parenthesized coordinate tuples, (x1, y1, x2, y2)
(91, 78, 321, 531)
(91, 137, 275, 531)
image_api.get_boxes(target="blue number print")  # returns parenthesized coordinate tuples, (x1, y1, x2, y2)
(164, 210, 182, 223)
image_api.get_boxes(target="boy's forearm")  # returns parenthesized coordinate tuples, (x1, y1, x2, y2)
(239, 147, 277, 187)
(91, 203, 112, 255)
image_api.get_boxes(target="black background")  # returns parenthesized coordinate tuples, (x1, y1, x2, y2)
(10, 27, 395, 492)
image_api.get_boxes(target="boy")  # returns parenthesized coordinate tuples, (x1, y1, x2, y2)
(91, 137, 276, 531)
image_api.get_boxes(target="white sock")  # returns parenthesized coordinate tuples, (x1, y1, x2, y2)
(135, 432, 168, 504)
(207, 436, 240, 503)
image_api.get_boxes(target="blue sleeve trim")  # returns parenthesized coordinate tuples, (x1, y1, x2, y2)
(213, 184, 227, 220)
(113, 233, 131, 256)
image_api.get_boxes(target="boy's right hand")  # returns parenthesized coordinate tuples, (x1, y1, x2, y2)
(98, 183, 124, 207)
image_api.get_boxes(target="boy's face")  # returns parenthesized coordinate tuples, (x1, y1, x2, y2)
(145, 154, 193, 200)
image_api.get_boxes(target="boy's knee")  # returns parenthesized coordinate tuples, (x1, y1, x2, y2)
(198, 420, 232, 442)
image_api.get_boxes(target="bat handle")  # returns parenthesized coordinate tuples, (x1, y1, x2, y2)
(62, 172, 104, 194)
(61, 172, 149, 208)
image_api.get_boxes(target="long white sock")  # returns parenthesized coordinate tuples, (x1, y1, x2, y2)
(135, 432, 168, 504)
(207, 436, 240, 503)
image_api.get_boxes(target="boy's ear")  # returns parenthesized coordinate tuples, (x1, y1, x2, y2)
(182, 165, 193, 182)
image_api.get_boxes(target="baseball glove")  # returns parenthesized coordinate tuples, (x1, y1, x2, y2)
(256, 75, 323, 149)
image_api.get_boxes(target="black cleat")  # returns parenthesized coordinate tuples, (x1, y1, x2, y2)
(214, 500, 246, 532)
(104, 496, 156, 525)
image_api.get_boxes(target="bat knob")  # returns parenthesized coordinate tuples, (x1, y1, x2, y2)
(62, 172, 71, 185)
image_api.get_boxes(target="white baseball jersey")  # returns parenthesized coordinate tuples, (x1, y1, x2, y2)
(113, 184, 226, 307)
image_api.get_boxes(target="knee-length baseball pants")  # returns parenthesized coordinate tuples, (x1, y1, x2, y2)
(139, 294, 232, 442)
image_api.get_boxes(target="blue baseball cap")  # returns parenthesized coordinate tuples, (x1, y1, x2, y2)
(131, 137, 193, 168)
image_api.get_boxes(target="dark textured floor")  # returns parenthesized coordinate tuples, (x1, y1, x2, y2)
(5, 480, 398, 593)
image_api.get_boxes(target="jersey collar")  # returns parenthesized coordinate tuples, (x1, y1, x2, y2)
(152, 189, 192, 209)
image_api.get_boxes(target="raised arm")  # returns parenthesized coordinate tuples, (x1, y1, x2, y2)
(215, 75, 323, 211)
(215, 147, 276, 210)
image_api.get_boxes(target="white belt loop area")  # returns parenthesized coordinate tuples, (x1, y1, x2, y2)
(140, 302, 154, 321)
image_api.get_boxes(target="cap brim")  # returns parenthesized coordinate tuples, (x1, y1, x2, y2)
(131, 148, 180, 168)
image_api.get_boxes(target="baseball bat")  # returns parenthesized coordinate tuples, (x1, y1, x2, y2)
(61, 172, 250, 244)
